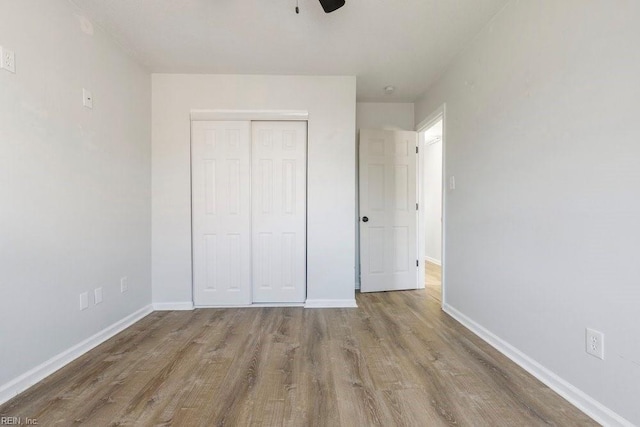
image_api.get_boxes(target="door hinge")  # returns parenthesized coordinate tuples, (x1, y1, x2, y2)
(416, 260, 419, 267)
(416, 146, 419, 154)
(416, 203, 419, 210)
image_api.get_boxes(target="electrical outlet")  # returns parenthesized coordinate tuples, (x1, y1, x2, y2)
(120, 276, 128, 293)
(79, 292, 89, 311)
(94, 287, 103, 305)
(586, 328, 604, 360)
(0, 46, 16, 73)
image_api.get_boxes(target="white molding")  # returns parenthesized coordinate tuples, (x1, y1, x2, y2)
(0, 304, 153, 406)
(304, 299, 358, 308)
(416, 104, 446, 132)
(415, 103, 447, 308)
(442, 303, 634, 427)
(194, 302, 304, 309)
(425, 256, 442, 266)
(153, 302, 195, 311)
(190, 109, 309, 121)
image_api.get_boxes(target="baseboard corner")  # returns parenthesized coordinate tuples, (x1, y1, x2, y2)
(425, 256, 442, 266)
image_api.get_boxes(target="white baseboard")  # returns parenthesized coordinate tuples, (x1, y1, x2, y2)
(425, 256, 442, 266)
(0, 304, 153, 406)
(304, 299, 358, 308)
(0, 298, 359, 408)
(152, 302, 194, 311)
(442, 303, 633, 427)
(194, 302, 304, 308)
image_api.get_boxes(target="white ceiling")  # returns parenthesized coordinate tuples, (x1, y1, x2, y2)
(71, 0, 508, 102)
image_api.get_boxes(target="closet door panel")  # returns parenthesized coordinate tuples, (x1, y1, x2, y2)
(252, 121, 307, 303)
(192, 121, 252, 306)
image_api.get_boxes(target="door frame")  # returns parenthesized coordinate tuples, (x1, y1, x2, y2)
(189, 110, 309, 308)
(416, 104, 447, 307)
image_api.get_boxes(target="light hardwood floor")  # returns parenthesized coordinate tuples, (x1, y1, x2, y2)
(1, 273, 596, 426)
(425, 261, 442, 303)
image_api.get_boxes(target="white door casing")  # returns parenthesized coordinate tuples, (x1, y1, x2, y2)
(192, 121, 252, 305)
(359, 129, 418, 293)
(252, 121, 307, 303)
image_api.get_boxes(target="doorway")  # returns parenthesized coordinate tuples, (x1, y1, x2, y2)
(417, 108, 445, 304)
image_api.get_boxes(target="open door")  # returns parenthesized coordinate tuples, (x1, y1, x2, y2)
(359, 129, 418, 293)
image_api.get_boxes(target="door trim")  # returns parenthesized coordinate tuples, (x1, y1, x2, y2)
(416, 103, 447, 307)
(190, 110, 309, 121)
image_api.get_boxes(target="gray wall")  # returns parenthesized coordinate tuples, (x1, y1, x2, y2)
(415, 0, 640, 423)
(356, 102, 415, 132)
(0, 0, 152, 388)
(151, 74, 357, 304)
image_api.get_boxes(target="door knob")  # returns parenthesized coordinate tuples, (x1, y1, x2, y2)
(362, 216, 369, 222)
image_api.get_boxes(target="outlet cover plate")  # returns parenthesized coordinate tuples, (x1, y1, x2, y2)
(79, 292, 89, 311)
(586, 328, 604, 360)
(0, 47, 15, 73)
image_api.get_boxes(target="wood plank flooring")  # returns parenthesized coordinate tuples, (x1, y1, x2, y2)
(1, 269, 597, 426)
(425, 261, 442, 303)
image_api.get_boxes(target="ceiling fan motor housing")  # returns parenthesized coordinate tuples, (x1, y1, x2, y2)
(319, 0, 345, 13)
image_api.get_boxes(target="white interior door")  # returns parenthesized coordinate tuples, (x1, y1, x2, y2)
(192, 121, 252, 306)
(359, 129, 418, 293)
(252, 121, 307, 303)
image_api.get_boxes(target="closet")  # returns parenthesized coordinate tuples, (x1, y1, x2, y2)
(191, 120, 307, 306)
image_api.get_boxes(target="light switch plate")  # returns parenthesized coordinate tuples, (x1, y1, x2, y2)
(83, 88, 93, 109)
(94, 287, 103, 305)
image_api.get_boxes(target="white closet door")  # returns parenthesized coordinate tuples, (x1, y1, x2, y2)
(252, 121, 307, 303)
(192, 121, 251, 306)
